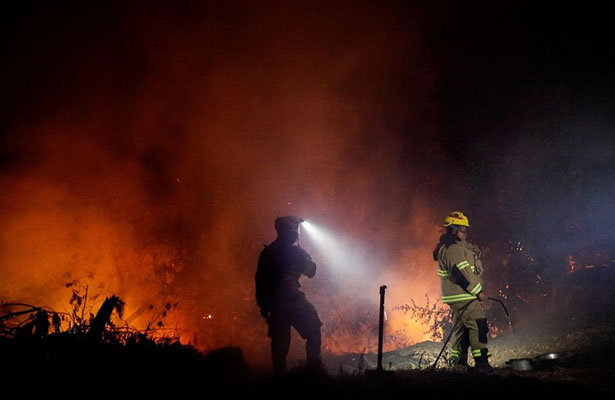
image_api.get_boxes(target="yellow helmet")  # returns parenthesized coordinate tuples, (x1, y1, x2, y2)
(443, 211, 470, 227)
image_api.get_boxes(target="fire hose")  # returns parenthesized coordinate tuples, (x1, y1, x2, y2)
(430, 300, 472, 371)
(430, 297, 512, 370)
(487, 296, 513, 336)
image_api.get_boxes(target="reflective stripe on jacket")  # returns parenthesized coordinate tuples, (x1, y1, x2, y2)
(437, 240, 483, 304)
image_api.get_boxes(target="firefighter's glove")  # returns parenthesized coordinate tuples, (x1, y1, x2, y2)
(471, 244, 482, 260)
(477, 292, 491, 310)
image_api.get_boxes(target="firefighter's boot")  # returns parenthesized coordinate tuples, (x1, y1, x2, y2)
(304, 355, 327, 375)
(473, 348, 494, 373)
(449, 350, 469, 372)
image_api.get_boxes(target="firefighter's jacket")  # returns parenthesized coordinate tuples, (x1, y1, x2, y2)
(255, 240, 317, 311)
(437, 240, 484, 304)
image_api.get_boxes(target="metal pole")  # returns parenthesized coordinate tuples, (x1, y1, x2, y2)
(377, 285, 387, 371)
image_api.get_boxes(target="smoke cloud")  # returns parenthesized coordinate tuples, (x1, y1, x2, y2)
(0, 1, 465, 365)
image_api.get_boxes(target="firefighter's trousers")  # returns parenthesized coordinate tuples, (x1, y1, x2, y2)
(449, 299, 489, 362)
(268, 301, 322, 374)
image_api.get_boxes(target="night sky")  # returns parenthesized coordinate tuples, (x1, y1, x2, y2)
(432, 3, 614, 247)
(1, 1, 614, 360)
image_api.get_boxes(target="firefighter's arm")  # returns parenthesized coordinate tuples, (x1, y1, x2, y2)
(467, 242, 483, 274)
(255, 250, 272, 318)
(290, 246, 317, 278)
(255, 253, 267, 309)
(447, 245, 483, 297)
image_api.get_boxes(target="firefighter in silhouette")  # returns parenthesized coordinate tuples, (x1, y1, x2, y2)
(433, 211, 493, 372)
(255, 216, 323, 375)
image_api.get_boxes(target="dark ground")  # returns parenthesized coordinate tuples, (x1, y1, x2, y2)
(2, 321, 613, 397)
(2, 268, 614, 396)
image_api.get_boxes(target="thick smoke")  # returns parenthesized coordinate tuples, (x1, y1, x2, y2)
(0, 2, 456, 365)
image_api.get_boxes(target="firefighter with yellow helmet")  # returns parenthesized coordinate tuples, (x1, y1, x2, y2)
(433, 211, 493, 372)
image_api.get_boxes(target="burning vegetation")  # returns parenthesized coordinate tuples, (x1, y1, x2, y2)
(0, 1, 449, 366)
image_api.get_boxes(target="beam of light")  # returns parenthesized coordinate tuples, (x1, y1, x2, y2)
(300, 221, 328, 245)
(300, 220, 368, 279)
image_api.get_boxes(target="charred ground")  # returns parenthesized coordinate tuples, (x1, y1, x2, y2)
(2, 270, 614, 396)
